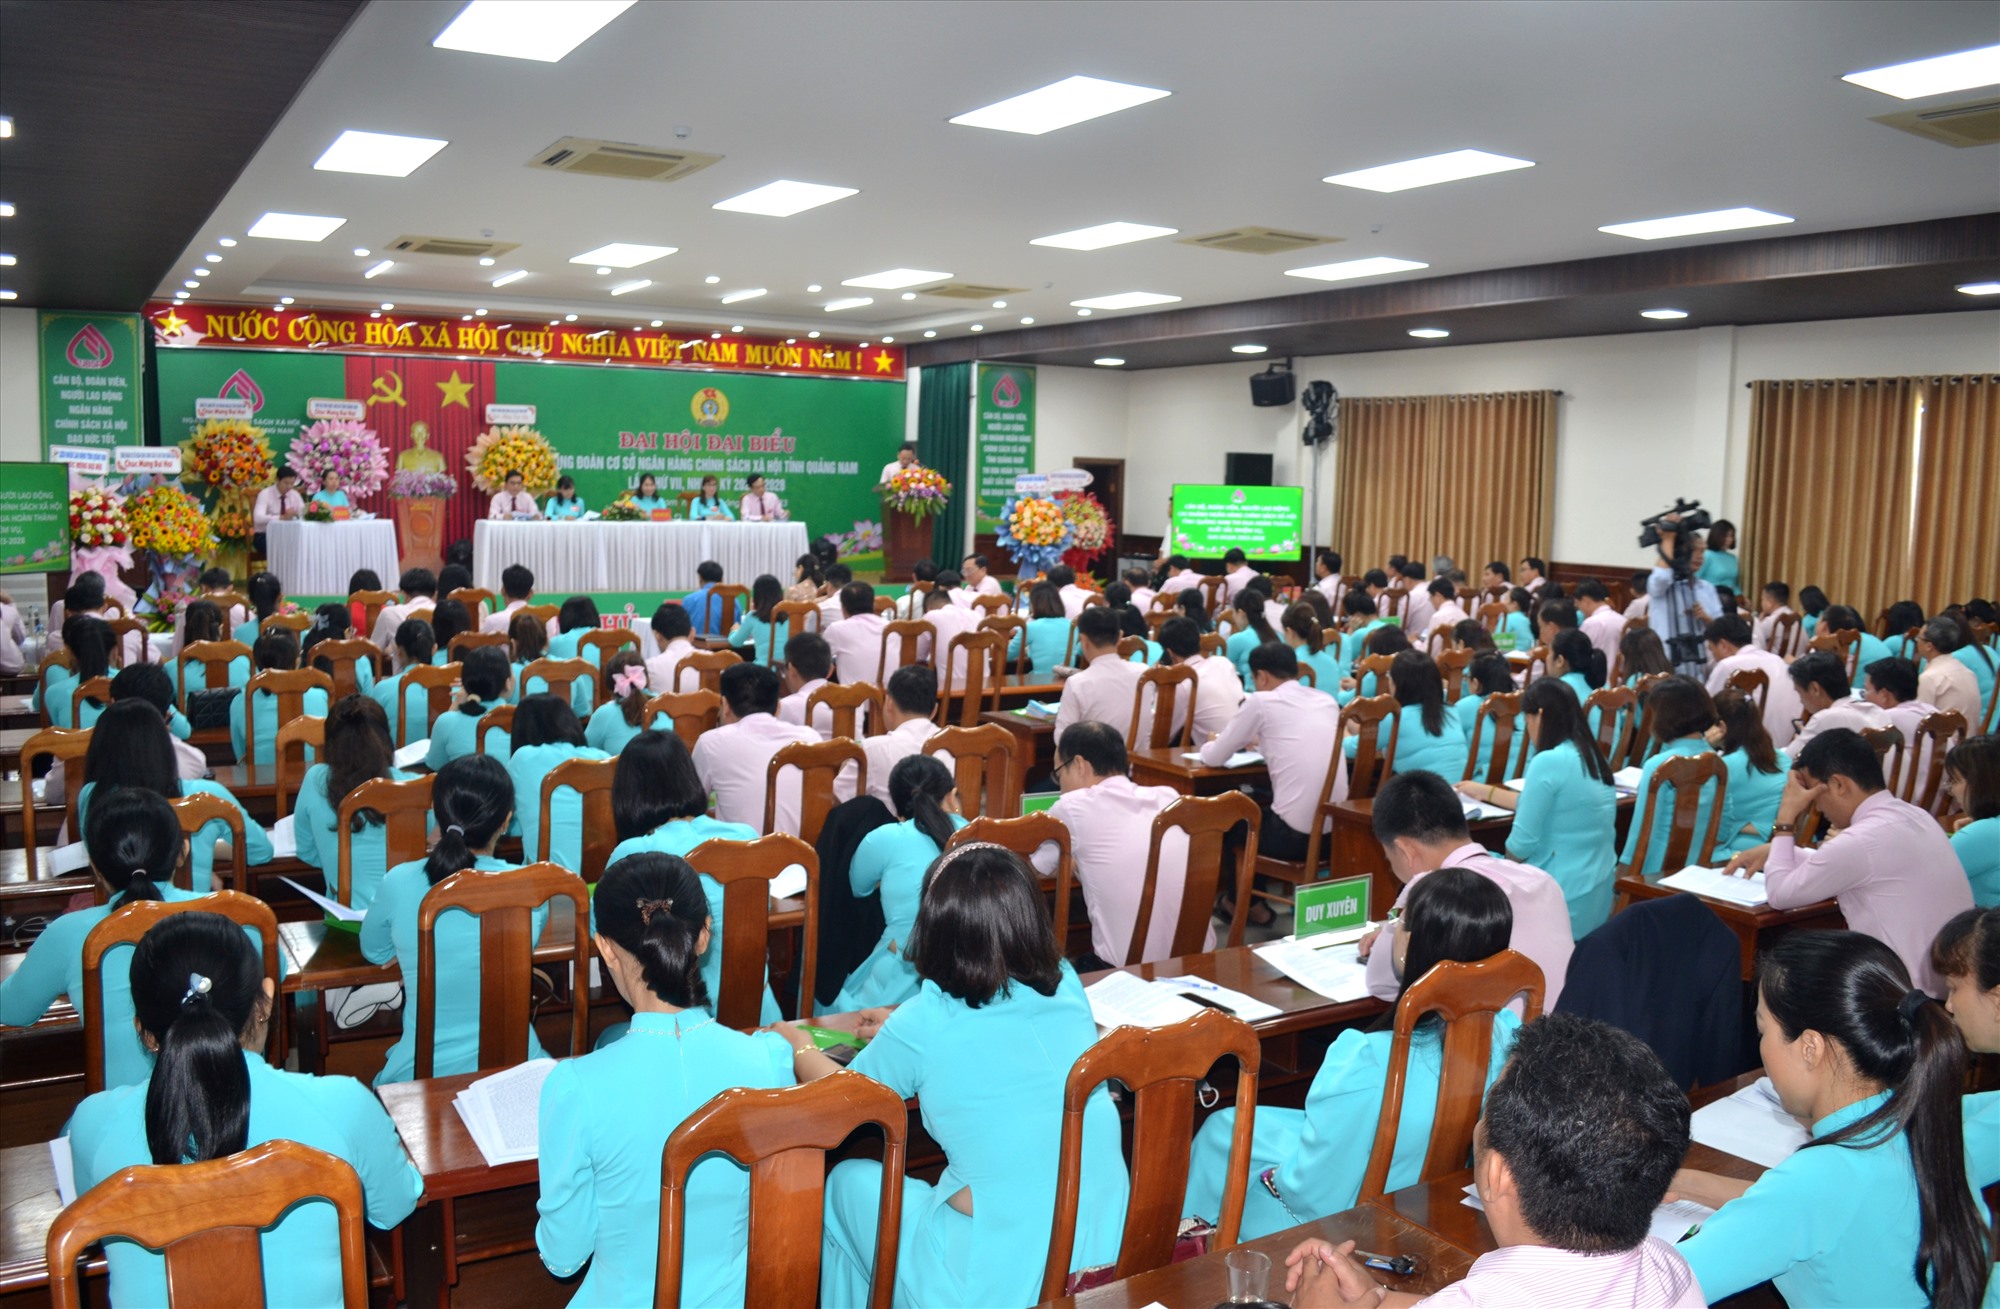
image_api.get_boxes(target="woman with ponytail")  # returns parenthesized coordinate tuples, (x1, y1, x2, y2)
(65, 911, 420, 1307)
(1224, 580, 1280, 690)
(584, 650, 654, 754)
(296, 695, 416, 912)
(1931, 908, 2000, 1192)
(233, 570, 286, 645)
(1551, 625, 1607, 700)
(360, 753, 547, 1085)
(1676, 931, 1993, 1308)
(38, 614, 114, 728)
(830, 755, 966, 1011)
(507, 693, 607, 872)
(1282, 601, 1342, 696)
(536, 853, 796, 1305)
(427, 646, 515, 769)
(726, 572, 790, 666)
(1709, 687, 1793, 856)
(368, 617, 438, 747)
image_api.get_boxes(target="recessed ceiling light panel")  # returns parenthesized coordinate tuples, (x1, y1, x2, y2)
(712, 180, 858, 217)
(1598, 208, 1793, 240)
(1640, 308, 1690, 320)
(842, 268, 951, 290)
(1842, 43, 2000, 99)
(950, 75, 1169, 135)
(313, 129, 448, 177)
(248, 212, 347, 242)
(1324, 148, 1535, 193)
(1030, 221, 1178, 250)
(1094, 357, 1125, 366)
(1408, 328, 1450, 339)
(490, 269, 528, 287)
(364, 260, 395, 279)
(720, 289, 767, 304)
(1283, 256, 1428, 282)
(569, 243, 675, 268)
(1956, 281, 2000, 295)
(1069, 291, 1181, 310)
(432, 0, 634, 62)
(610, 279, 651, 295)
(824, 297, 874, 312)
(1231, 344, 1268, 354)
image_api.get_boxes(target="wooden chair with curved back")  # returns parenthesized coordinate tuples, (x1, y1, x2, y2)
(772, 600, 822, 641)
(684, 833, 820, 1028)
(1116, 635, 1147, 661)
(944, 628, 1008, 727)
(349, 589, 396, 639)
(876, 620, 931, 683)
(869, 594, 898, 618)
(69, 676, 112, 728)
(106, 616, 152, 666)
(170, 792, 249, 894)
(240, 667, 333, 768)
(308, 638, 384, 700)
(672, 649, 741, 697)
(1807, 628, 1861, 681)
(398, 662, 460, 744)
(20, 727, 89, 880)
(45, 1140, 369, 1309)
(537, 756, 619, 881)
(695, 584, 749, 635)
(1436, 646, 1473, 701)
(1142, 609, 1178, 637)
(1462, 691, 1524, 784)
(207, 589, 251, 623)
(1357, 951, 1546, 1202)
(1586, 685, 1640, 770)
(1630, 672, 1672, 754)
(923, 723, 1019, 820)
(1618, 752, 1728, 879)
(657, 1073, 907, 1309)
(1133, 791, 1260, 961)
(1343, 693, 1403, 800)
(643, 690, 721, 751)
(335, 775, 434, 908)
(1248, 714, 1356, 909)
(1768, 610, 1804, 659)
(259, 612, 312, 639)
(1127, 664, 1196, 752)
(80, 890, 283, 1093)
(445, 631, 509, 666)
(1900, 709, 1969, 815)
(1197, 632, 1227, 659)
(474, 704, 516, 755)
(971, 593, 1011, 619)
(1355, 651, 1397, 687)
(274, 714, 324, 822)
(517, 602, 561, 631)
(446, 587, 497, 623)
(578, 628, 640, 671)
(947, 812, 1072, 943)
(981, 614, 1030, 676)
(763, 739, 866, 844)
(1476, 601, 1506, 633)
(1517, 643, 1551, 687)
(1039, 1010, 1261, 1302)
(806, 682, 882, 740)
(1860, 724, 1906, 798)
(1197, 575, 1229, 621)
(414, 861, 591, 1079)
(1725, 666, 1770, 714)
(176, 639, 251, 712)
(522, 657, 595, 708)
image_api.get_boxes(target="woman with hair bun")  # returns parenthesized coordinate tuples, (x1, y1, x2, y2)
(64, 910, 421, 1307)
(535, 853, 796, 1306)
(360, 753, 547, 1085)
(829, 755, 966, 1011)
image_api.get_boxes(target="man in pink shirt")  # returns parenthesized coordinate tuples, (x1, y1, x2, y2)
(1421, 578, 1470, 647)
(775, 634, 845, 739)
(487, 470, 540, 520)
(953, 554, 1004, 605)
(1575, 578, 1626, 669)
(368, 568, 438, 652)
(1156, 555, 1205, 600)
(1519, 556, 1548, 594)
(1859, 655, 1943, 784)
(1357, 771, 1572, 1009)
(821, 581, 893, 686)
(1121, 564, 1157, 614)
(1199, 642, 1342, 861)
(1285, 1014, 1703, 1308)
(1750, 581, 1798, 654)
(1397, 562, 1436, 636)
(643, 603, 698, 694)
(1034, 722, 1206, 968)
(1725, 727, 1971, 994)
(1220, 549, 1257, 606)
(738, 473, 786, 522)
(692, 662, 823, 835)
(861, 666, 949, 805)
(1702, 615, 1801, 748)
(1312, 551, 1346, 612)
(480, 564, 536, 635)
(1155, 617, 1245, 745)
(1052, 607, 1143, 742)
(923, 586, 982, 693)
(1784, 652, 1890, 755)
(251, 466, 304, 555)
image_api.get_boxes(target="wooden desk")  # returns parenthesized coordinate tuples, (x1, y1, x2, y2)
(1127, 744, 1270, 797)
(0, 697, 33, 732)
(979, 709, 1056, 793)
(0, 1142, 103, 1298)
(946, 673, 1064, 724)
(1618, 877, 1845, 980)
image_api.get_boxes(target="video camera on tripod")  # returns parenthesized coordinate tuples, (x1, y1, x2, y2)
(1638, 498, 1711, 580)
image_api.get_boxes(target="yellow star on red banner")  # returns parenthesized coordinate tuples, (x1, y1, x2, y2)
(155, 309, 188, 337)
(872, 350, 895, 374)
(437, 369, 474, 408)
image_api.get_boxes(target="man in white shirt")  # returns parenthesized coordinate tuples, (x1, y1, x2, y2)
(924, 585, 982, 693)
(1156, 555, 1204, 600)
(1199, 641, 1343, 861)
(251, 467, 304, 554)
(480, 564, 536, 635)
(1751, 581, 1796, 652)
(487, 470, 540, 520)
(1785, 651, 1889, 754)
(1121, 565, 1157, 614)
(1220, 549, 1256, 606)
(1422, 578, 1470, 646)
(861, 665, 949, 806)
(1624, 570, 1651, 622)
(1355, 771, 1573, 1010)
(822, 581, 893, 686)
(739, 473, 786, 522)
(877, 443, 919, 487)
(1702, 615, 1801, 749)
(1052, 607, 1144, 743)
(1574, 578, 1625, 669)
(1156, 616, 1245, 744)
(776, 633, 841, 738)
(816, 565, 852, 630)
(1915, 616, 1991, 724)
(1860, 656, 1938, 749)
(1519, 556, 1548, 594)
(369, 568, 438, 652)
(1312, 552, 1346, 612)
(1397, 562, 1435, 636)
(643, 603, 698, 694)
(1033, 721, 1205, 968)
(1045, 564, 1092, 621)
(891, 560, 939, 620)
(693, 663, 823, 835)
(957, 554, 1004, 603)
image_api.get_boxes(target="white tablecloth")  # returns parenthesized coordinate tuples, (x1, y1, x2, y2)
(266, 519, 401, 597)
(473, 520, 810, 594)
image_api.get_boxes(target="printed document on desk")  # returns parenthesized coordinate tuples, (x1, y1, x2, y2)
(454, 1059, 557, 1166)
(1462, 1184, 1713, 1245)
(1084, 971, 1204, 1029)
(1689, 1076, 1807, 1168)
(1661, 865, 1768, 907)
(1254, 939, 1373, 1001)
(1183, 750, 1263, 767)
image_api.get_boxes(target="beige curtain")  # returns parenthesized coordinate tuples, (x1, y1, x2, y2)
(1907, 375, 2000, 613)
(1333, 391, 1557, 573)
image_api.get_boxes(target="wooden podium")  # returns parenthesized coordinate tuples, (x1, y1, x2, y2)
(883, 508, 934, 581)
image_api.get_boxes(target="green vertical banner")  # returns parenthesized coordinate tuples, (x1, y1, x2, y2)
(39, 311, 144, 454)
(0, 461, 72, 574)
(153, 348, 349, 455)
(973, 363, 1036, 532)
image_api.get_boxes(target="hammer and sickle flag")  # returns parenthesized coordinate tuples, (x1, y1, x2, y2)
(368, 373, 407, 408)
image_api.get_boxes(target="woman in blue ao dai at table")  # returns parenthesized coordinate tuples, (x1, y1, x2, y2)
(545, 475, 587, 521)
(830, 755, 967, 1012)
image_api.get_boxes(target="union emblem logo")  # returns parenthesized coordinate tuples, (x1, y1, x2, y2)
(67, 324, 114, 370)
(992, 373, 1022, 409)
(692, 387, 729, 427)
(219, 370, 266, 413)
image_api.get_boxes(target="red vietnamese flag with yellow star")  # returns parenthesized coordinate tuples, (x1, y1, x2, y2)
(345, 355, 494, 552)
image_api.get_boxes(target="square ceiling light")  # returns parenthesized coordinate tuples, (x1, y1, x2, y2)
(950, 75, 1169, 135)
(432, 0, 634, 62)
(1324, 148, 1534, 193)
(1031, 221, 1177, 250)
(1068, 291, 1182, 310)
(712, 180, 858, 217)
(1283, 256, 1428, 282)
(247, 212, 347, 242)
(569, 243, 676, 268)
(1842, 43, 2000, 99)
(313, 130, 448, 177)
(841, 268, 952, 290)
(824, 298, 873, 312)
(1598, 208, 1793, 240)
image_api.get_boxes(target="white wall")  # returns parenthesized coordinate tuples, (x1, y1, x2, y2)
(0, 307, 40, 463)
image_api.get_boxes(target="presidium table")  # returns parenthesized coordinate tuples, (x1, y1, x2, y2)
(264, 518, 401, 597)
(473, 520, 810, 594)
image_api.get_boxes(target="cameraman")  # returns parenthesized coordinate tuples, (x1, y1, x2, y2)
(1646, 515, 1721, 677)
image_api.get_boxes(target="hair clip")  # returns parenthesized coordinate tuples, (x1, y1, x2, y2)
(182, 972, 212, 1005)
(637, 897, 675, 925)
(446, 824, 466, 838)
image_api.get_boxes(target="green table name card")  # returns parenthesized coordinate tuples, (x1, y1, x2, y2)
(1295, 874, 1370, 940)
(1020, 792, 1060, 816)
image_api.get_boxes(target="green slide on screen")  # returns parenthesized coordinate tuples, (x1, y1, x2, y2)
(1169, 483, 1303, 560)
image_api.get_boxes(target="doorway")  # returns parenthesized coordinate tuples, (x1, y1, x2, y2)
(1073, 457, 1125, 582)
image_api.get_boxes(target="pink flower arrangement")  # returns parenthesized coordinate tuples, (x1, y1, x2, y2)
(288, 420, 389, 498)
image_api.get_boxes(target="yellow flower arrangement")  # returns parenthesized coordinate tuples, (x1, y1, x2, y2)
(466, 426, 559, 495)
(125, 485, 218, 557)
(181, 419, 276, 494)
(1007, 496, 1068, 547)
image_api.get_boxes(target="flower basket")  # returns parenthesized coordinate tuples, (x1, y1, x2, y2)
(388, 469, 458, 501)
(1058, 489, 1115, 571)
(879, 466, 952, 522)
(69, 486, 129, 549)
(302, 500, 335, 523)
(126, 484, 218, 559)
(600, 495, 647, 523)
(465, 426, 558, 496)
(996, 495, 1072, 577)
(288, 420, 390, 498)
(181, 419, 275, 499)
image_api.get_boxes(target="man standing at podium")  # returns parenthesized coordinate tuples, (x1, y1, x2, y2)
(879, 443, 920, 486)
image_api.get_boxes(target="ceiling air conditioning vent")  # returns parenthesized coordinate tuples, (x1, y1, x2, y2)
(921, 282, 1028, 299)
(1179, 226, 1342, 255)
(528, 137, 724, 182)
(386, 235, 521, 259)
(1872, 98, 2000, 147)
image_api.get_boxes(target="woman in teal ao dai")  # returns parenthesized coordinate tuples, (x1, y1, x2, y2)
(830, 755, 967, 1012)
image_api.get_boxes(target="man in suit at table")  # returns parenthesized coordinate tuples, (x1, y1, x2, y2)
(1703, 614, 1801, 749)
(488, 469, 540, 520)
(1052, 606, 1143, 742)
(738, 473, 787, 522)
(693, 662, 823, 835)
(823, 581, 894, 686)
